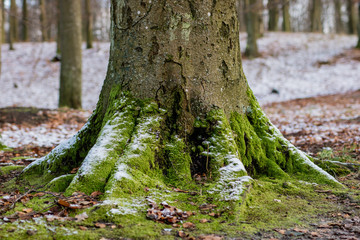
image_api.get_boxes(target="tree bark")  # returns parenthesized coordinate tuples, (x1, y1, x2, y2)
(334, 0, 344, 34)
(21, 0, 339, 202)
(236, 0, 247, 32)
(22, 0, 29, 41)
(347, 0, 358, 34)
(356, 3, 360, 48)
(245, 0, 259, 57)
(0, 0, 2, 75)
(268, 0, 279, 31)
(9, 0, 17, 50)
(1, 0, 4, 43)
(84, 0, 93, 49)
(310, 0, 322, 32)
(39, 0, 48, 41)
(59, 0, 82, 109)
(282, 0, 291, 32)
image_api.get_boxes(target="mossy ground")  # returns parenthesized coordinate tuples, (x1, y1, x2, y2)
(1, 163, 357, 239)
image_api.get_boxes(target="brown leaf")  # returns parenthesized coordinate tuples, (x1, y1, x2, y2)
(79, 226, 88, 230)
(95, 223, 106, 228)
(200, 219, 209, 223)
(58, 199, 70, 207)
(178, 231, 188, 238)
(22, 208, 33, 213)
(182, 222, 195, 229)
(90, 191, 103, 198)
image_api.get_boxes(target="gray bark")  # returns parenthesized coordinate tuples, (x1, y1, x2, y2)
(22, 0, 28, 41)
(0, 0, 2, 75)
(282, 0, 291, 32)
(85, 0, 93, 49)
(347, 0, 358, 34)
(334, 0, 344, 33)
(268, 0, 279, 31)
(9, 0, 17, 50)
(39, 0, 48, 41)
(357, 3, 360, 48)
(244, 0, 259, 58)
(310, 0, 322, 32)
(59, 0, 82, 109)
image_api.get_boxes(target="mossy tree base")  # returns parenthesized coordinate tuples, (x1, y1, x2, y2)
(19, 87, 340, 216)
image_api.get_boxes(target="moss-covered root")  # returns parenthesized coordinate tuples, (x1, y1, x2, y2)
(238, 88, 341, 186)
(65, 100, 164, 196)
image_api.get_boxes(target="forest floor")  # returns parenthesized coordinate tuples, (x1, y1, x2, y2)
(0, 89, 359, 239)
(1, 33, 360, 238)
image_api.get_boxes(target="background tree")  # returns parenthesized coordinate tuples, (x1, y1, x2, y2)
(84, 0, 93, 49)
(268, 0, 279, 31)
(245, 0, 259, 57)
(22, 0, 29, 41)
(39, 0, 48, 41)
(22, 0, 338, 203)
(357, 2, 360, 48)
(334, 0, 344, 33)
(9, 0, 17, 50)
(310, 0, 323, 32)
(347, 0, 358, 34)
(282, 0, 291, 32)
(1, 0, 4, 43)
(0, 0, 2, 75)
(58, 0, 82, 109)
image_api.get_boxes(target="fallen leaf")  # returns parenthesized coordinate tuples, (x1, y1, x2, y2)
(95, 223, 106, 228)
(178, 231, 188, 238)
(75, 212, 88, 222)
(200, 219, 209, 223)
(90, 191, 103, 198)
(22, 208, 33, 213)
(79, 226, 87, 230)
(183, 222, 195, 229)
(58, 199, 70, 207)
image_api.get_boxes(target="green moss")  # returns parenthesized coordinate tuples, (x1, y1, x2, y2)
(46, 174, 75, 192)
(0, 165, 25, 176)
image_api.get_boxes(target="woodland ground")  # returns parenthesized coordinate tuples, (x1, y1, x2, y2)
(0, 33, 360, 239)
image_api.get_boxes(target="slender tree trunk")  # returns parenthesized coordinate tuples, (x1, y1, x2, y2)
(59, 0, 82, 109)
(1, 0, 4, 43)
(236, 0, 246, 32)
(356, 3, 360, 48)
(9, 0, 16, 50)
(347, 0, 358, 34)
(257, 0, 264, 38)
(0, 0, 2, 76)
(56, 0, 60, 55)
(310, 0, 322, 32)
(282, 0, 291, 32)
(39, 0, 48, 41)
(84, 0, 93, 49)
(245, 0, 259, 57)
(22, 0, 29, 41)
(268, 0, 279, 31)
(21, 0, 339, 205)
(334, 0, 344, 33)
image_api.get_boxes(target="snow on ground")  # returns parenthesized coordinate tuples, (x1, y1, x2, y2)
(240, 32, 360, 105)
(1, 32, 360, 148)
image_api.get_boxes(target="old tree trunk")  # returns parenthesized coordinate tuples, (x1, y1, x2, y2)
(21, 0, 338, 208)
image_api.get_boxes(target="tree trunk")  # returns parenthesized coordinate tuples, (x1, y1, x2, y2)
(282, 0, 291, 32)
(21, 0, 339, 204)
(268, 0, 279, 31)
(9, 0, 16, 50)
(39, 0, 48, 41)
(356, 3, 360, 48)
(236, 0, 247, 32)
(245, 0, 259, 57)
(22, 0, 29, 41)
(0, 0, 2, 75)
(310, 0, 322, 32)
(58, 0, 82, 109)
(84, 0, 93, 49)
(257, 0, 264, 38)
(334, 0, 344, 34)
(1, 0, 4, 43)
(347, 0, 358, 34)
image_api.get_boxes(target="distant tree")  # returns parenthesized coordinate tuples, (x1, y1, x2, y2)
(244, 0, 259, 57)
(310, 0, 322, 32)
(0, 0, 2, 75)
(257, 0, 264, 38)
(9, 0, 17, 50)
(282, 0, 291, 32)
(268, 0, 279, 31)
(22, 0, 29, 41)
(334, 0, 344, 33)
(1, 0, 4, 43)
(357, 2, 360, 48)
(347, 0, 358, 34)
(84, 0, 93, 49)
(39, 0, 48, 41)
(236, 0, 247, 31)
(59, 0, 82, 109)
